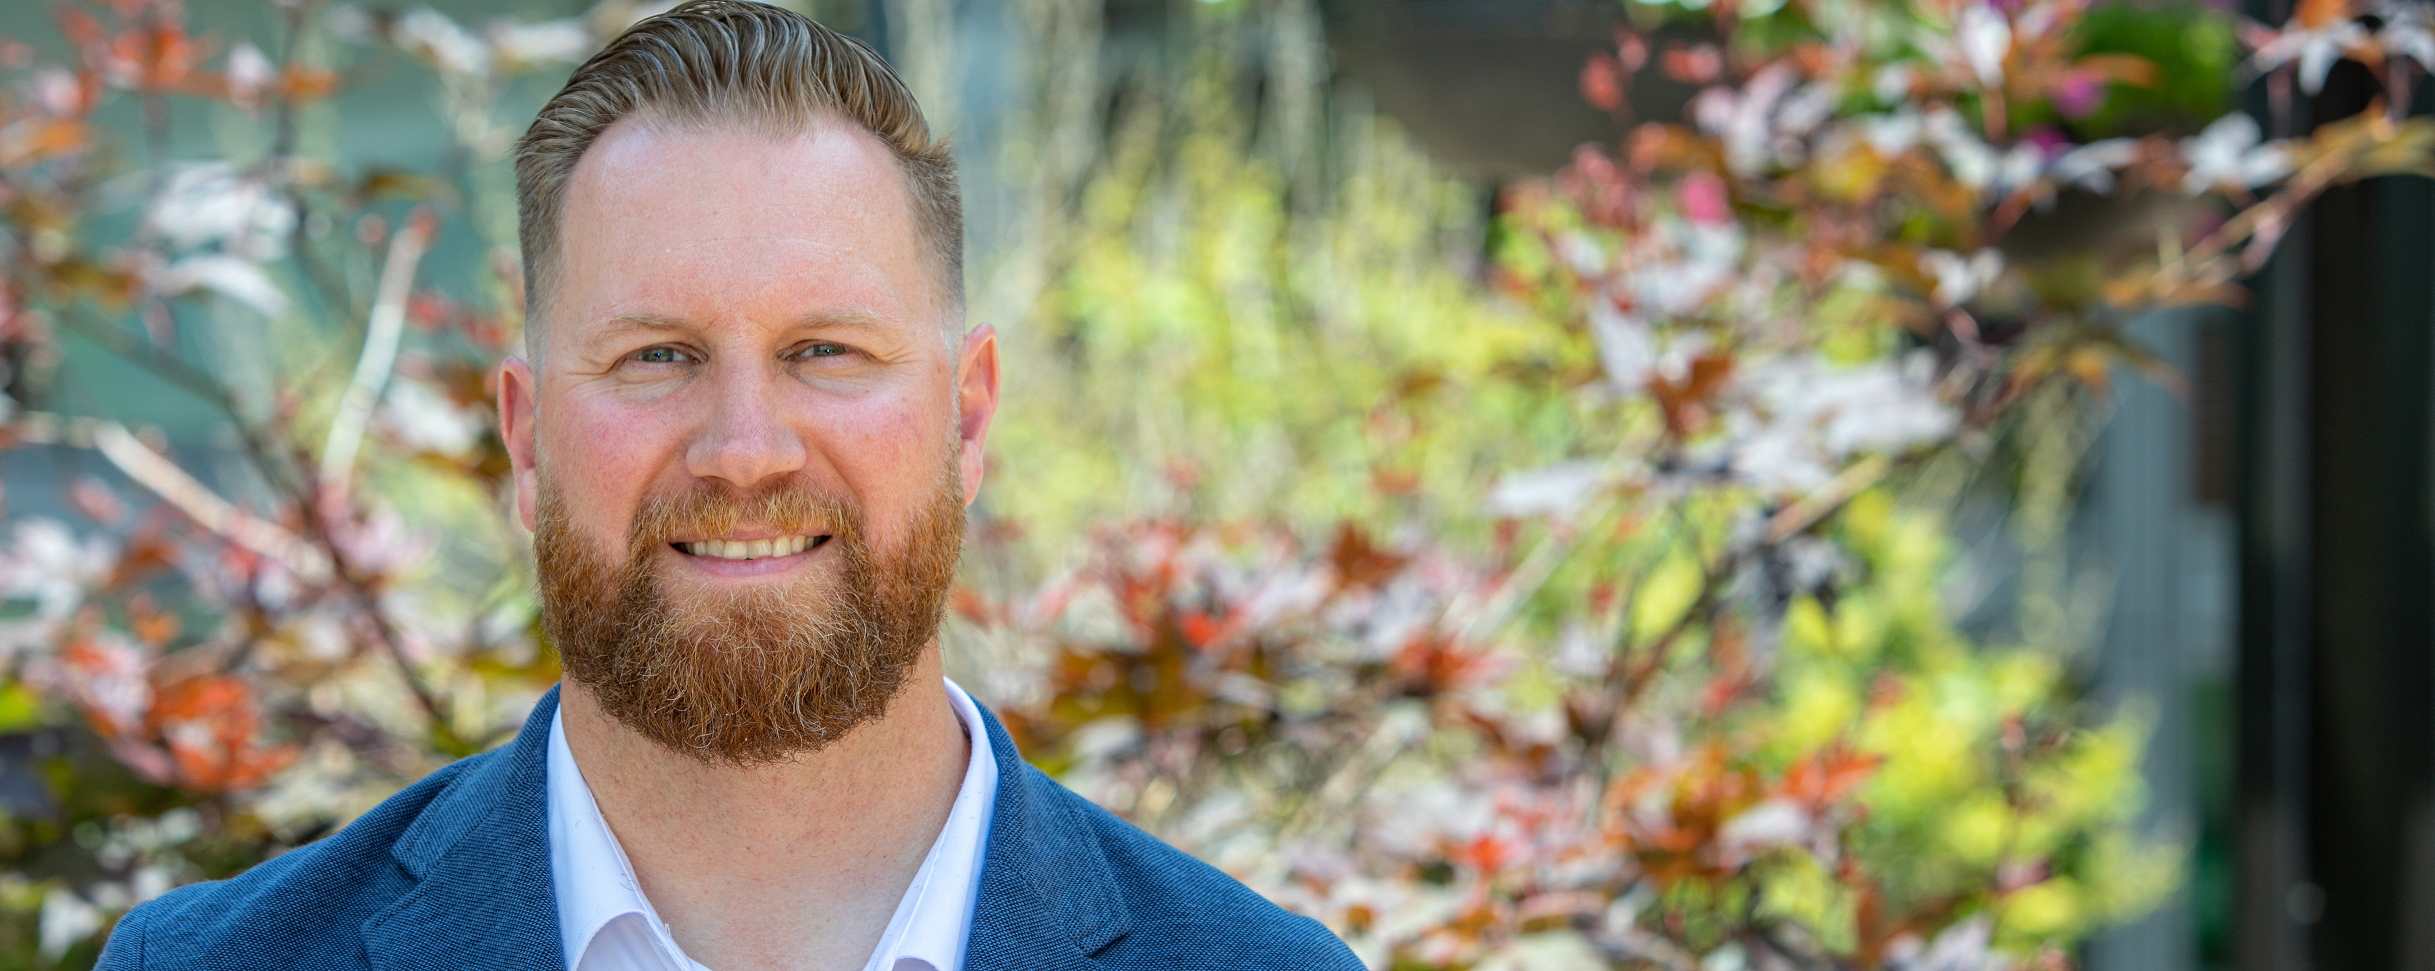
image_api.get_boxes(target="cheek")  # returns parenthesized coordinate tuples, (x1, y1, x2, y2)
(538, 395, 688, 539)
(817, 393, 955, 527)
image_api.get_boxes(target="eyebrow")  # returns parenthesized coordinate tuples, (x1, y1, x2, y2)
(596, 313, 691, 339)
(592, 308, 895, 338)
(789, 307, 891, 332)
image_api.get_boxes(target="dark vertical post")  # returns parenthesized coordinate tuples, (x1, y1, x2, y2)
(2303, 146, 2435, 971)
(2237, 54, 2435, 971)
(2234, 170, 2314, 971)
(2232, 0, 2313, 958)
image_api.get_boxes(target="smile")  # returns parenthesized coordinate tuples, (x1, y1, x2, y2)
(673, 535, 828, 560)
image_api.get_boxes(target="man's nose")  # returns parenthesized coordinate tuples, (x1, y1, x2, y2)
(684, 362, 809, 490)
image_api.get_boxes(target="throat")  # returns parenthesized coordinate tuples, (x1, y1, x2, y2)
(552, 672, 975, 971)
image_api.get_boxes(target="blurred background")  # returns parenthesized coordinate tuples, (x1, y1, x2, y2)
(0, 0, 2425, 969)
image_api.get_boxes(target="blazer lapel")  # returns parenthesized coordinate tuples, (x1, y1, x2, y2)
(360, 687, 565, 971)
(964, 701, 1134, 971)
(354, 688, 1124, 971)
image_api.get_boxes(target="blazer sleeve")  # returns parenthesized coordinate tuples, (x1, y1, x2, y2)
(93, 903, 150, 971)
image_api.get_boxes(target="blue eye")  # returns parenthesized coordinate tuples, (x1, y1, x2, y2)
(805, 343, 846, 358)
(636, 346, 689, 364)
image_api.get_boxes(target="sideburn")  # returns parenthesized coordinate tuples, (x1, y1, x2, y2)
(535, 465, 966, 765)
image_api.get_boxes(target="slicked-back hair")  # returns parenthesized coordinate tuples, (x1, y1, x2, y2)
(513, 0, 961, 350)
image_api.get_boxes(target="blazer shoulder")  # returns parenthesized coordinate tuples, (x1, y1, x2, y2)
(1027, 767, 1363, 971)
(96, 752, 490, 971)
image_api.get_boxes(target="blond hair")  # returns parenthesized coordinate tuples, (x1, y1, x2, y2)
(513, 0, 961, 346)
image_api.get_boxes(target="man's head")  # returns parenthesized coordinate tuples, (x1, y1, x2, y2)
(499, 0, 999, 766)
(515, 0, 964, 350)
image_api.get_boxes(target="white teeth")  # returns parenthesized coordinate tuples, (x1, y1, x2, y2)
(681, 536, 814, 560)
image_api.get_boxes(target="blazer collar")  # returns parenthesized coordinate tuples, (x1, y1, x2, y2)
(965, 700, 1134, 970)
(360, 684, 564, 971)
(357, 684, 1134, 971)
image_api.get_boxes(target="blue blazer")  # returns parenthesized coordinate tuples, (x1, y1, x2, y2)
(96, 687, 1362, 970)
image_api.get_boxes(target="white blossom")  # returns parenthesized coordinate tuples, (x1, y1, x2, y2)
(2180, 114, 2292, 194)
(158, 254, 289, 317)
(1475, 932, 1607, 971)
(147, 163, 296, 261)
(1780, 83, 1837, 139)
(1729, 355, 1959, 493)
(2050, 137, 2140, 193)
(27, 630, 151, 738)
(324, 5, 376, 41)
(1887, 916, 2003, 971)
(1487, 461, 1612, 518)
(33, 68, 83, 116)
(596, 0, 685, 33)
(394, 8, 492, 77)
(1717, 798, 1811, 858)
(1873, 64, 1915, 104)
(1555, 232, 1607, 278)
(130, 865, 175, 904)
(37, 888, 101, 961)
(379, 379, 486, 459)
(1625, 220, 1745, 317)
(489, 18, 596, 67)
(0, 519, 113, 620)
(1921, 106, 2031, 195)
(2380, 3, 2435, 68)
(1956, 4, 2013, 87)
(2246, 18, 2371, 94)
(225, 42, 276, 108)
(1693, 64, 1803, 175)
(1862, 110, 1925, 156)
(1920, 248, 2004, 307)
(1588, 299, 1656, 392)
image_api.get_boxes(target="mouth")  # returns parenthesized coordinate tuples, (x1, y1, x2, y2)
(672, 534, 831, 561)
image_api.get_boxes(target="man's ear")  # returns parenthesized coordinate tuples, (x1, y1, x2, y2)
(955, 324, 1000, 507)
(499, 355, 540, 532)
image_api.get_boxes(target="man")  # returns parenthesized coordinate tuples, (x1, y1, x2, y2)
(95, 3, 1362, 969)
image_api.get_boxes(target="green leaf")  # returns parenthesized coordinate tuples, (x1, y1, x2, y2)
(0, 682, 43, 734)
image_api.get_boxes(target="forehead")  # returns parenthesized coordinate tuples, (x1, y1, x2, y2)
(548, 116, 933, 340)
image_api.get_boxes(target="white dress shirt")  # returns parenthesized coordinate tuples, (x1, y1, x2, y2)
(547, 678, 1000, 971)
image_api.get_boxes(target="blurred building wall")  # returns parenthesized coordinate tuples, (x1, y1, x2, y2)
(2084, 309, 2237, 971)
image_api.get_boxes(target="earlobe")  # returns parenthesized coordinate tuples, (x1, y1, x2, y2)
(498, 356, 541, 532)
(961, 440, 985, 506)
(955, 324, 1001, 507)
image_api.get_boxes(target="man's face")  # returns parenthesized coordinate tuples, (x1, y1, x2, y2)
(498, 117, 998, 763)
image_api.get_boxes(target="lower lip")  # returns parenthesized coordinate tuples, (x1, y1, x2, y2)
(669, 541, 828, 577)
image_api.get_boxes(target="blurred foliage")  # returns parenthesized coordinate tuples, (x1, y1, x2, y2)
(958, 0, 2432, 967)
(0, 0, 2427, 968)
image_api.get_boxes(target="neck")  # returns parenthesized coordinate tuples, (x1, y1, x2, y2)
(559, 649, 969, 971)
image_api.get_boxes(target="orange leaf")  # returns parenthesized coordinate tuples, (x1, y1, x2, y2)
(2294, 0, 2352, 29)
(2073, 53, 2159, 87)
(2064, 347, 2114, 396)
(1179, 611, 1221, 648)
(1781, 748, 1883, 807)
(0, 119, 89, 166)
(1328, 522, 1407, 590)
(278, 66, 339, 102)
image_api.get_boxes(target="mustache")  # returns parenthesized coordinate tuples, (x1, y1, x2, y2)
(626, 479, 864, 552)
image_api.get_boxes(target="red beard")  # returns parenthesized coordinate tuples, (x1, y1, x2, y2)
(534, 459, 965, 765)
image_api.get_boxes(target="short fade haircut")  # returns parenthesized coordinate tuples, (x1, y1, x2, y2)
(513, 0, 962, 350)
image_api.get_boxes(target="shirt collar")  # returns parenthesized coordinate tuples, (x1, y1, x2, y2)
(546, 678, 1000, 971)
(548, 704, 688, 971)
(867, 678, 999, 971)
